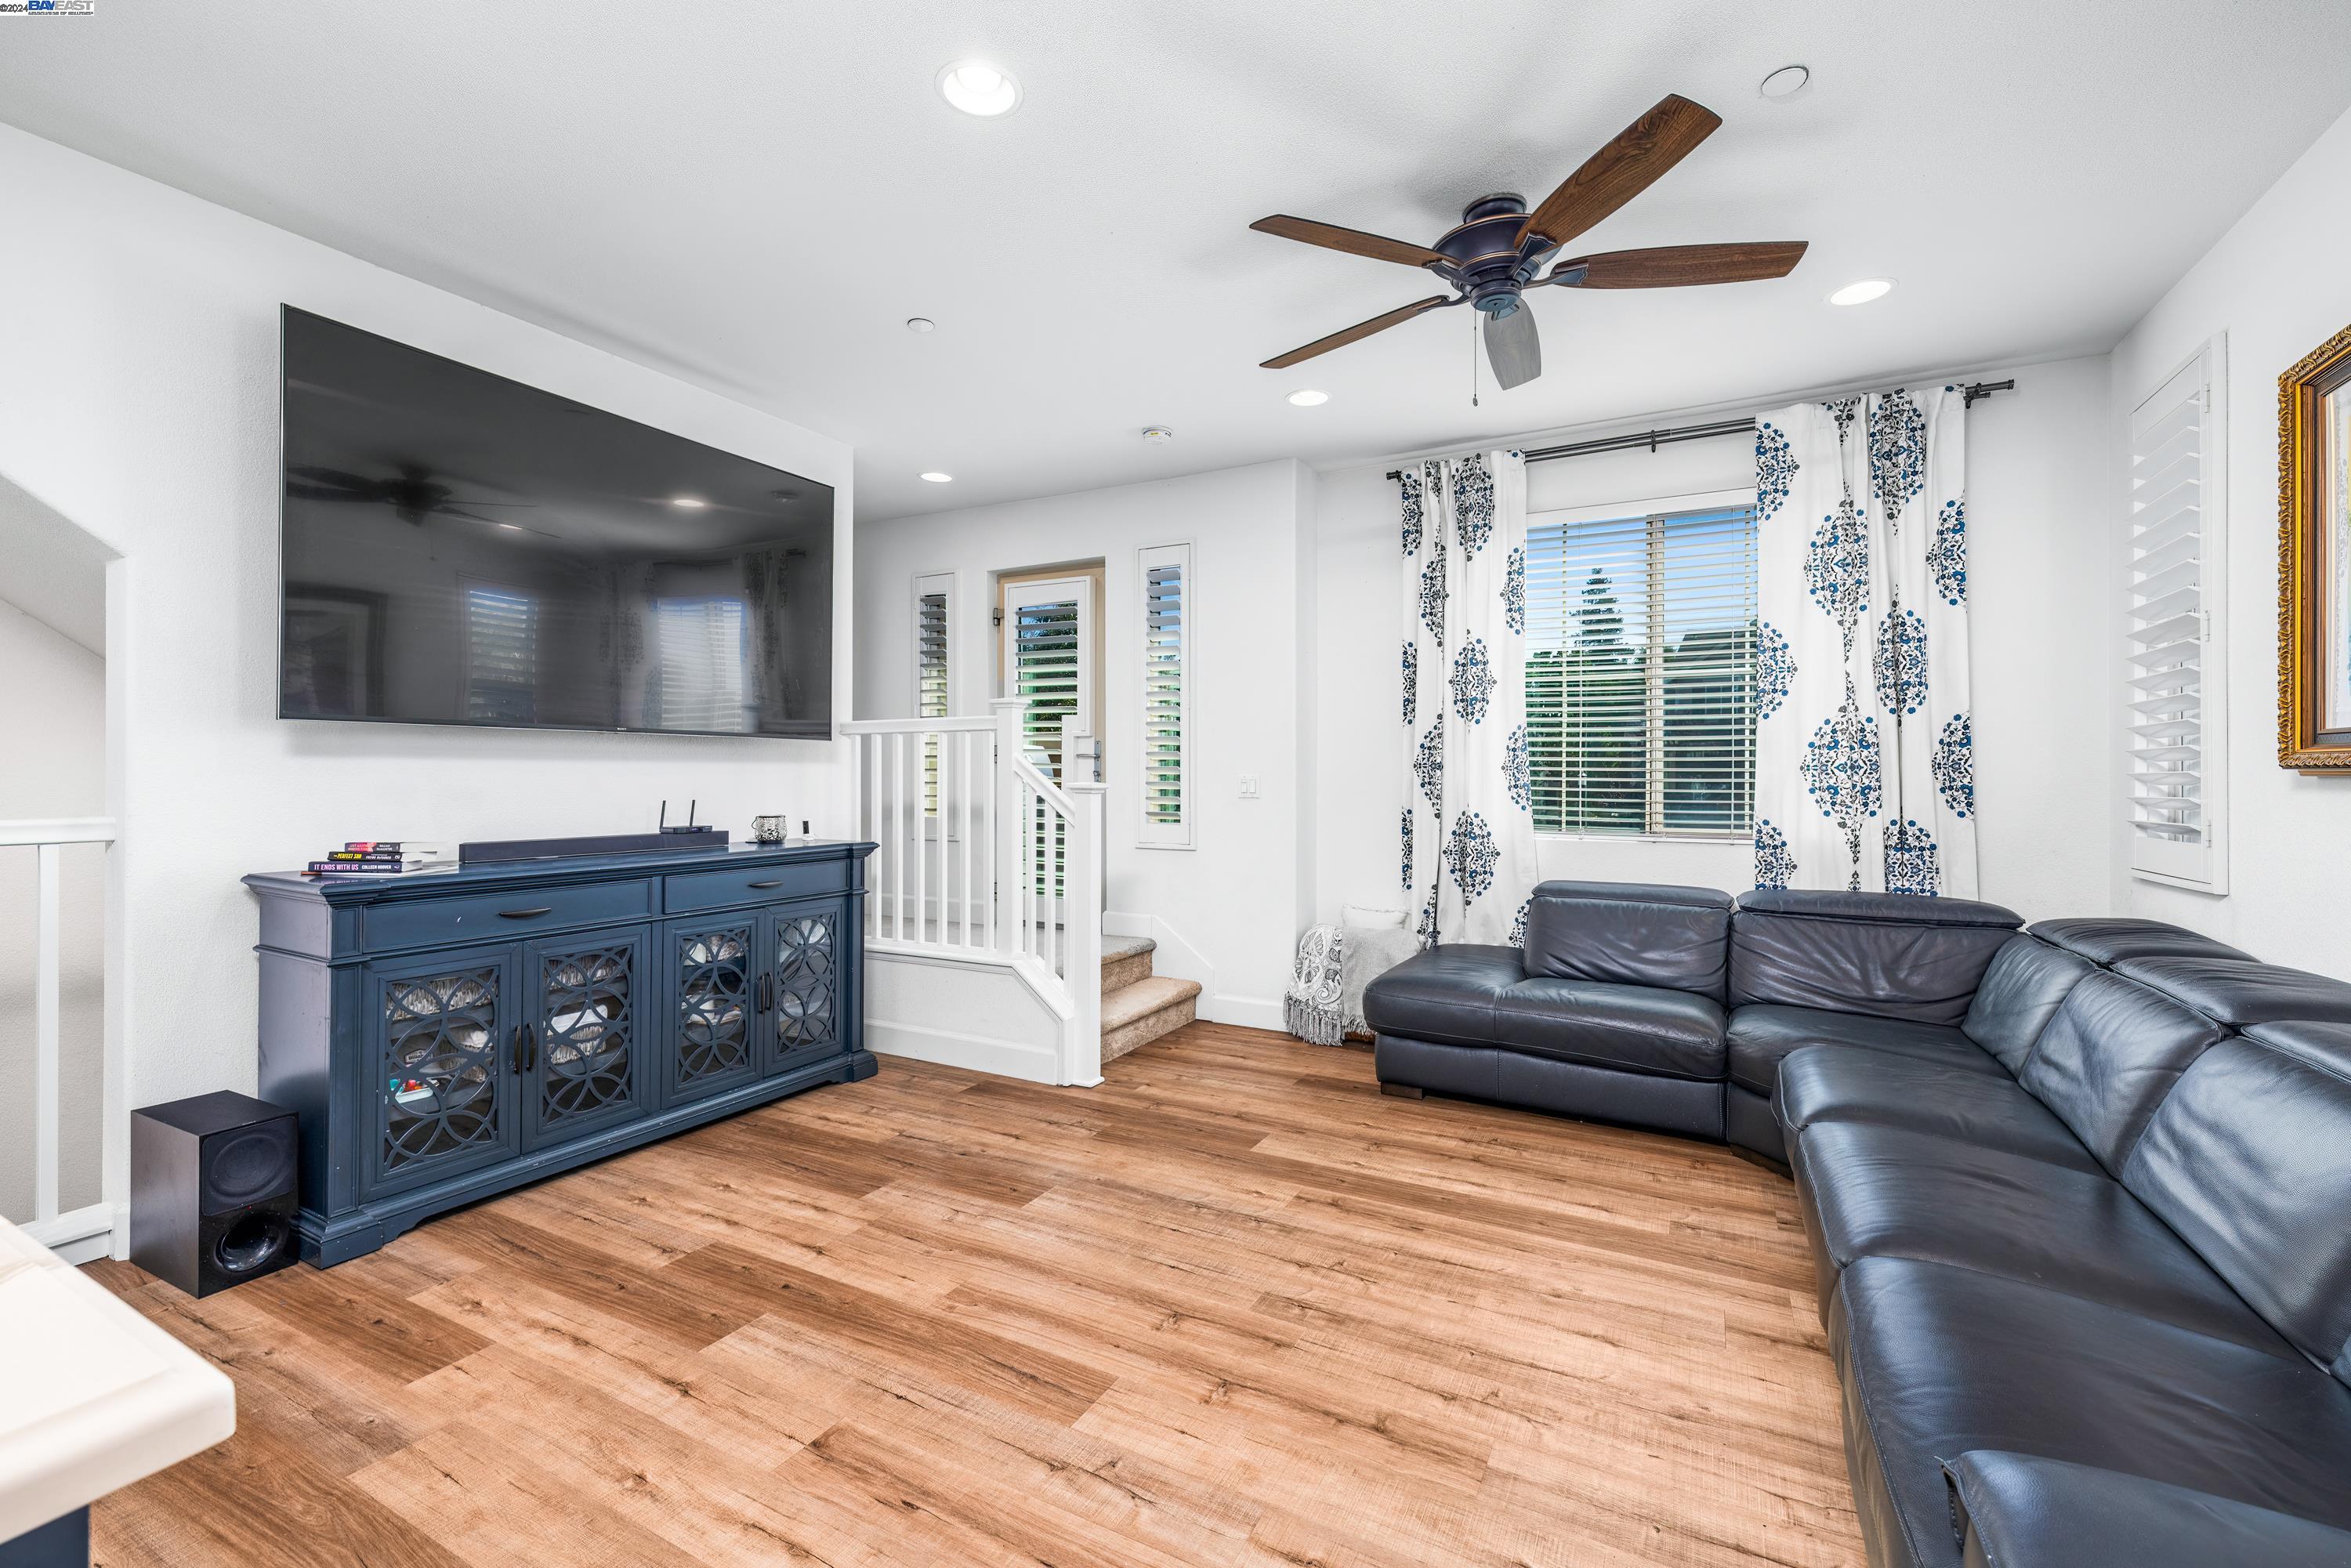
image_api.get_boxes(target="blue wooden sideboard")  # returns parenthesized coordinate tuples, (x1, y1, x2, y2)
(244, 839, 875, 1265)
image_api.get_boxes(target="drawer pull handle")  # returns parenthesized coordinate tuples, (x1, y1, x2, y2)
(498, 907, 554, 919)
(746, 879, 784, 889)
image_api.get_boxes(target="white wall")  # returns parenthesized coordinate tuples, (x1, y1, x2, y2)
(1313, 355, 2117, 927)
(855, 462, 1312, 1027)
(0, 125, 857, 1194)
(0, 597, 105, 1222)
(2109, 103, 2351, 977)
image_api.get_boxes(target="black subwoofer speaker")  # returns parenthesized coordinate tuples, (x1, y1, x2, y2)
(130, 1091, 300, 1297)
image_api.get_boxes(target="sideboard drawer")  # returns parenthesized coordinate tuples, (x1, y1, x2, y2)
(664, 860, 848, 914)
(363, 878, 656, 952)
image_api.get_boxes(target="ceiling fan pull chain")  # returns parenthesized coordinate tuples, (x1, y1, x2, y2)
(1471, 310, 1480, 407)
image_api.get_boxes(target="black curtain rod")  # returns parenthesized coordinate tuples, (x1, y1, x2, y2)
(1384, 379, 2016, 478)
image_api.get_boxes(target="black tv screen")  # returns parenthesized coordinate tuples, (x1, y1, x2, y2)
(277, 306, 833, 738)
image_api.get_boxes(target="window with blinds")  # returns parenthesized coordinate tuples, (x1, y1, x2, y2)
(652, 597, 748, 733)
(2126, 339, 2228, 892)
(1139, 543, 1191, 848)
(914, 574, 952, 815)
(463, 584, 538, 725)
(1009, 594, 1083, 776)
(1524, 501, 1759, 835)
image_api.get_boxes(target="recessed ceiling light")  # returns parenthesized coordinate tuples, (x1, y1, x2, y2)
(1759, 64, 1811, 100)
(1287, 389, 1329, 407)
(920, 471, 955, 483)
(1141, 426, 1174, 445)
(906, 317, 936, 333)
(937, 60, 1021, 118)
(1828, 277, 1894, 306)
(498, 523, 523, 531)
(669, 495, 708, 509)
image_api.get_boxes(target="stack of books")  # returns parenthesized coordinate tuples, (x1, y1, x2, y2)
(303, 841, 456, 877)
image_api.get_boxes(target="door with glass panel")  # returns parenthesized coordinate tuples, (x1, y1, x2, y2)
(999, 573, 1096, 929)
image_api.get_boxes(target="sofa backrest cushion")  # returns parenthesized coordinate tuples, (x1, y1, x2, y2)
(1961, 936, 2098, 1074)
(2027, 918, 2252, 966)
(1522, 881, 1733, 1000)
(2124, 1021, 2351, 1388)
(1728, 890, 2023, 1025)
(2016, 971, 2224, 1172)
(2108, 956, 2351, 1029)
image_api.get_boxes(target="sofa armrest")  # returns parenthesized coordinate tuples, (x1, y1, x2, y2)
(1943, 1451, 2351, 1568)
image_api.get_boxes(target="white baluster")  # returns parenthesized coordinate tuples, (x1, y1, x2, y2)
(34, 841, 61, 1224)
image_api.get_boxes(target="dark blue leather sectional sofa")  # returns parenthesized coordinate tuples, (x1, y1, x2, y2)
(1363, 880, 2351, 1568)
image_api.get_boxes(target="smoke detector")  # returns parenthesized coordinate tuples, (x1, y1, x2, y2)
(1141, 426, 1174, 445)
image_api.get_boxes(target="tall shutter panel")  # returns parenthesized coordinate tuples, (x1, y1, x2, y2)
(1012, 597, 1082, 774)
(913, 575, 951, 815)
(2126, 339, 2228, 891)
(1524, 502, 1758, 835)
(1139, 543, 1191, 848)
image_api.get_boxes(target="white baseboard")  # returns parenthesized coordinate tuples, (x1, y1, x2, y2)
(1201, 993, 1285, 1032)
(24, 1200, 114, 1265)
(867, 1019, 1063, 1084)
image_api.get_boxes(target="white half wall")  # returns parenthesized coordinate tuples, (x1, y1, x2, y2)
(0, 124, 856, 1139)
(2110, 102, 2351, 976)
(1313, 355, 2117, 928)
(0, 596, 106, 1223)
(856, 461, 1313, 1028)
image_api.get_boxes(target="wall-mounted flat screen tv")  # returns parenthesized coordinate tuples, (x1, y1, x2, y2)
(278, 306, 833, 738)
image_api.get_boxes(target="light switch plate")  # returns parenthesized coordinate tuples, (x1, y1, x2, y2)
(1239, 775, 1261, 798)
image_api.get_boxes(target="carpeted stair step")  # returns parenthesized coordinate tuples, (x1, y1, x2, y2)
(1100, 975, 1201, 1064)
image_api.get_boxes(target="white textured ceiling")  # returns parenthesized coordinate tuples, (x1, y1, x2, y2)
(5, 1, 2348, 522)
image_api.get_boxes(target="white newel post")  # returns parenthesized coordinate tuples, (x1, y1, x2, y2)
(990, 697, 1025, 951)
(1065, 780, 1106, 1087)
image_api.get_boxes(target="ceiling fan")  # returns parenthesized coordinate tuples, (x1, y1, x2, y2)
(1249, 94, 1807, 390)
(288, 461, 546, 531)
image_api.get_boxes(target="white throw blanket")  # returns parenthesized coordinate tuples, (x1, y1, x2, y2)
(1284, 920, 1423, 1045)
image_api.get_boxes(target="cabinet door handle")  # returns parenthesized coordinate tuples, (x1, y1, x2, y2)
(759, 972, 773, 1014)
(511, 1023, 526, 1075)
(746, 879, 784, 890)
(522, 1022, 538, 1073)
(499, 906, 554, 919)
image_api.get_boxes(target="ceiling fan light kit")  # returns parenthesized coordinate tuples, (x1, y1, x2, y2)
(1245, 92, 1809, 390)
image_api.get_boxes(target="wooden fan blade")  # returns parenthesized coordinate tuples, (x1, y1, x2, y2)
(1546, 241, 1808, 289)
(1517, 94, 1723, 251)
(1250, 215, 1450, 270)
(1260, 295, 1454, 369)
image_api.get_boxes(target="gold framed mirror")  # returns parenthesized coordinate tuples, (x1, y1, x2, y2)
(2279, 320, 2351, 770)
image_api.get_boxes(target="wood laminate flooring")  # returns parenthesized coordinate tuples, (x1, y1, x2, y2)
(84, 1023, 1863, 1567)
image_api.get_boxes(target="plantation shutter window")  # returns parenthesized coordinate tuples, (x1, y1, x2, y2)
(1000, 572, 1096, 904)
(913, 574, 953, 815)
(2126, 338, 2229, 892)
(1523, 498, 1759, 836)
(1139, 543, 1192, 848)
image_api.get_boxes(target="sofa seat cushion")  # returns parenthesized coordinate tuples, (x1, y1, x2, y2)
(1490, 979, 1726, 1081)
(1831, 1257, 2351, 1568)
(1793, 1122, 2279, 1349)
(1726, 1004, 1991, 1098)
(1776, 1045, 2099, 1173)
(1360, 943, 1525, 1048)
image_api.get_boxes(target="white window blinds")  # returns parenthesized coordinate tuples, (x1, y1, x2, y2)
(2126, 339, 2228, 892)
(1139, 543, 1191, 847)
(1009, 594, 1083, 774)
(914, 574, 951, 815)
(463, 584, 538, 725)
(653, 597, 748, 733)
(1524, 502, 1759, 835)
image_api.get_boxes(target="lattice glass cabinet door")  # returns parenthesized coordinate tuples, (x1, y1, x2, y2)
(523, 927, 650, 1150)
(764, 901, 842, 1073)
(366, 946, 520, 1197)
(666, 917, 762, 1104)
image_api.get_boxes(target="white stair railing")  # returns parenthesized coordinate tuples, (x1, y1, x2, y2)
(2, 817, 116, 1255)
(844, 701, 1103, 1085)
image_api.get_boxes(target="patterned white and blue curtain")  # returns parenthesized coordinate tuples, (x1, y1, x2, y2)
(1400, 451, 1541, 946)
(1751, 387, 1976, 896)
